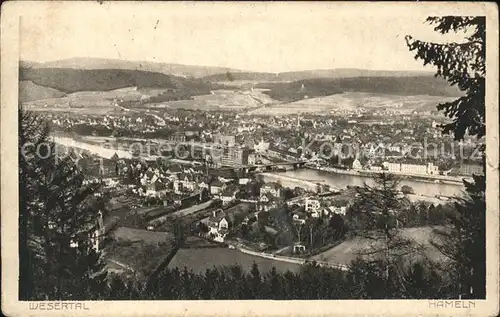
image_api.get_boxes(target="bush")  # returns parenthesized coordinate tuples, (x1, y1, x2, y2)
(401, 185, 415, 195)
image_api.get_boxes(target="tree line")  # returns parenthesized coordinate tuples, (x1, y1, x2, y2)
(100, 260, 454, 300)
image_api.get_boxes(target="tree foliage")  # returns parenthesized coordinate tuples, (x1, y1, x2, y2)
(104, 260, 453, 300)
(401, 185, 415, 195)
(19, 110, 109, 300)
(431, 173, 486, 298)
(406, 16, 485, 140)
(407, 16, 486, 299)
(225, 71, 235, 82)
(348, 173, 424, 293)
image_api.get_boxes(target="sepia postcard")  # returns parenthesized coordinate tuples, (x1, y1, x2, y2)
(1, 1, 499, 316)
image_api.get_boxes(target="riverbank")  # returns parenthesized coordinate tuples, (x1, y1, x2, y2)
(306, 166, 468, 185)
(258, 172, 342, 192)
(228, 241, 349, 271)
(273, 168, 464, 198)
(54, 136, 133, 159)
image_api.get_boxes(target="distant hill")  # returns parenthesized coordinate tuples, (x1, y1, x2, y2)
(202, 68, 435, 82)
(204, 72, 283, 82)
(249, 92, 458, 116)
(24, 59, 437, 81)
(23, 57, 241, 78)
(19, 67, 216, 95)
(19, 60, 461, 106)
(19, 80, 66, 102)
(255, 76, 462, 102)
(19, 60, 42, 69)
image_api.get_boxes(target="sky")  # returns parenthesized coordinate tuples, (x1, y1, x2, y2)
(19, 2, 471, 73)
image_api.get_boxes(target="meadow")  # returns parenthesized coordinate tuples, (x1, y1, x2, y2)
(249, 92, 457, 116)
(168, 247, 302, 274)
(310, 226, 446, 265)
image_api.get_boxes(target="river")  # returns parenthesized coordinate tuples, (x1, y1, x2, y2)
(53, 136, 466, 198)
(267, 168, 466, 198)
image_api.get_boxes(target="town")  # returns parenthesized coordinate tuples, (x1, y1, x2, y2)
(12, 5, 490, 305)
(31, 105, 483, 279)
(43, 108, 483, 177)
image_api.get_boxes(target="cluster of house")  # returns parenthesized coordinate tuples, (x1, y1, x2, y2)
(200, 204, 254, 243)
(46, 111, 215, 137)
(193, 182, 285, 243)
(121, 155, 295, 210)
(47, 113, 168, 134)
(290, 197, 348, 223)
(125, 164, 209, 197)
(197, 183, 351, 244)
(210, 181, 283, 210)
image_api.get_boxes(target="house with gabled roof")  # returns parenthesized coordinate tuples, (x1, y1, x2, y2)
(258, 192, 277, 211)
(260, 182, 282, 198)
(323, 205, 347, 217)
(173, 179, 183, 194)
(210, 180, 226, 195)
(178, 173, 196, 192)
(167, 164, 183, 175)
(205, 209, 229, 242)
(197, 176, 210, 190)
(145, 182, 157, 196)
(259, 192, 275, 203)
(167, 173, 178, 182)
(220, 186, 239, 205)
(292, 210, 307, 225)
(145, 175, 168, 197)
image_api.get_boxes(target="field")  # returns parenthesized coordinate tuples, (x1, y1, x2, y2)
(19, 62, 462, 117)
(202, 69, 438, 83)
(310, 226, 447, 265)
(143, 89, 277, 111)
(112, 227, 176, 244)
(249, 92, 457, 116)
(25, 87, 280, 114)
(105, 241, 176, 277)
(182, 236, 223, 248)
(20, 67, 459, 116)
(19, 67, 214, 93)
(27, 106, 121, 115)
(168, 199, 216, 218)
(21, 86, 162, 108)
(255, 76, 461, 103)
(19, 80, 66, 102)
(168, 247, 302, 274)
(104, 227, 177, 277)
(18, 66, 220, 113)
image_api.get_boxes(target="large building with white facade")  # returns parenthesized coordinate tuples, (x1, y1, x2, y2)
(211, 146, 249, 167)
(382, 162, 439, 175)
(305, 198, 321, 213)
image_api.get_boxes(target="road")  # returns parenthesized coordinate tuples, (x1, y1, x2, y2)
(107, 259, 136, 273)
(227, 241, 349, 271)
